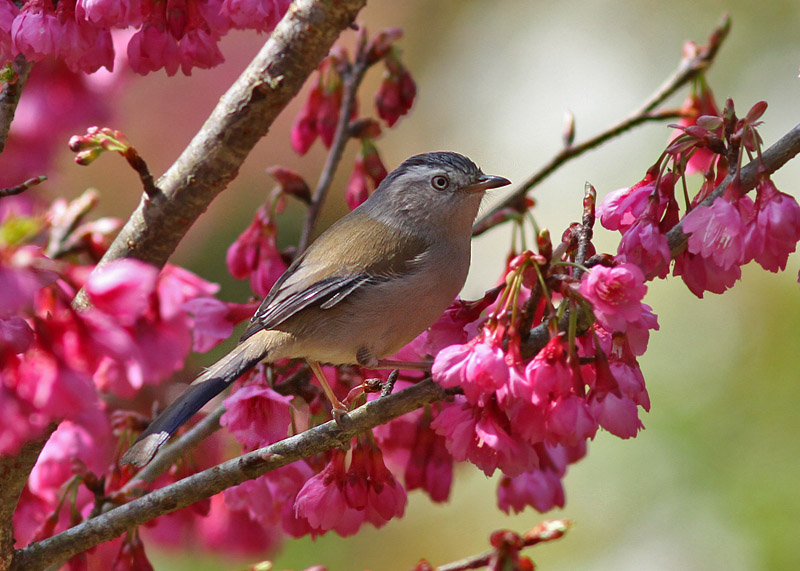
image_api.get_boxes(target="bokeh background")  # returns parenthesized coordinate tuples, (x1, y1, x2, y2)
(29, 0, 800, 569)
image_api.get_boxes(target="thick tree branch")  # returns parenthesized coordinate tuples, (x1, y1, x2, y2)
(0, 429, 54, 571)
(472, 15, 730, 236)
(11, 380, 447, 571)
(73, 0, 367, 309)
(0, 54, 33, 154)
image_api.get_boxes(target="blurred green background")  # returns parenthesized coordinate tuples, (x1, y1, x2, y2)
(43, 0, 800, 569)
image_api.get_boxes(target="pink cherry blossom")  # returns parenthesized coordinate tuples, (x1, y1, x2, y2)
(498, 468, 564, 514)
(375, 55, 416, 127)
(617, 218, 672, 280)
(77, 0, 143, 28)
(226, 205, 287, 297)
(598, 174, 664, 233)
(683, 196, 748, 271)
(11, 0, 59, 62)
(590, 392, 644, 438)
(127, 12, 180, 75)
(293, 449, 365, 537)
(220, 0, 290, 32)
(579, 263, 648, 333)
(196, 493, 283, 555)
(432, 397, 539, 477)
(291, 82, 322, 154)
(431, 332, 509, 405)
(673, 250, 741, 298)
(746, 178, 800, 272)
(84, 258, 159, 325)
(545, 396, 597, 447)
(220, 376, 293, 450)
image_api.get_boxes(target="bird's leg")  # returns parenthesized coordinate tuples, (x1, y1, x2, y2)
(308, 360, 347, 421)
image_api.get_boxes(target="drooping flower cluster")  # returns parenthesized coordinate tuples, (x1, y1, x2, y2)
(1, 0, 291, 75)
(601, 94, 800, 297)
(425, 250, 656, 513)
(289, 28, 410, 207)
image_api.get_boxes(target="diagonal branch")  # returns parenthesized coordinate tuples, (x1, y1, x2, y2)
(472, 14, 731, 237)
(72, 0, 367, 309)
(11, 380, 446, 571)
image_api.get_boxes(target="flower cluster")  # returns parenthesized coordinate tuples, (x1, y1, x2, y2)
(0, 194, 258, 567)
(602, 94, 800, 297)
(1, 0, 291, 76)
(425, 252, 655, 513)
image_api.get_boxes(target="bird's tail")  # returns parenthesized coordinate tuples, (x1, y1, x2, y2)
(120, 338, 267, 467)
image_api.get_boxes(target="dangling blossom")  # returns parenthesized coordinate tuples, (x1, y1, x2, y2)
(220, 372, 293, 450)
(682, 194, 750, 271)
(616, 218, 672, 280)
(578, 263, 649, 333)
(432, 329, 509, 405)
(744, 177, 800, 272)
(598, 173, 674, 233)
(226, 204, 287, 297)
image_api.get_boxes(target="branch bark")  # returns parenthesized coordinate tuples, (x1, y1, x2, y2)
(72, 0, 367, 309)
(0, 429, 54, 571)
(11, 380, 447, 571)
(0, 54, 33, 155)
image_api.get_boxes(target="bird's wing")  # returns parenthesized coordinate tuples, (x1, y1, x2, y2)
(241, 212, 428, 341)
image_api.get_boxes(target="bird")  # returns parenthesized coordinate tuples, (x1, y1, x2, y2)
(121, 151, 510, 467)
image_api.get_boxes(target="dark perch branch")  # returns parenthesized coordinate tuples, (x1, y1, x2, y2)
(11, 380, 447, 571)
(666, 122, 800, 255)
(72, 0, 367, 309)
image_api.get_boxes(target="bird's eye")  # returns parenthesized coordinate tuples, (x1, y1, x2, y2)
(431, 175, 450, 190)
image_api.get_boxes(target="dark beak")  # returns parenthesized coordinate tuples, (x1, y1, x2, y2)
(463, 173, 511, 193)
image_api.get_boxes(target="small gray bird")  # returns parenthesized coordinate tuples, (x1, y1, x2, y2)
(121, 151, 510, 466)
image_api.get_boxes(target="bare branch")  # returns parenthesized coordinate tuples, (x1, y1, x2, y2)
(472, 15, 731, 237)
(73, 0, 367, 309)
(0, 428, 55, 571)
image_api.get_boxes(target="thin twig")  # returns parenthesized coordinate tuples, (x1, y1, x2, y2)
(0, 176, 46, 199)
(435, 520, 571, 571)
(72, 0, 367, 310)
(298, 43, 370, 253)
(11, 379, 447, 571)
(472, 15, 731, 237)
